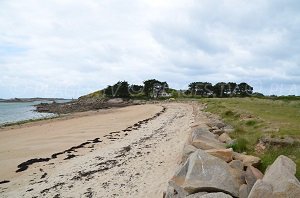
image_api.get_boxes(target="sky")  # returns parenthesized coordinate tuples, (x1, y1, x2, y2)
(0, 0, 300, 98)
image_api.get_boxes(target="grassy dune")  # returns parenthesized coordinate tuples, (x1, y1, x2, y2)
(200, 97, 300, 179)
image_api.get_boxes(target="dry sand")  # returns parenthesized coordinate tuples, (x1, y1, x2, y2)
(0, 103, 196, 198)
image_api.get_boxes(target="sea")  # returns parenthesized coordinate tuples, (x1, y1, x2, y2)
(0, 100, 70, 125)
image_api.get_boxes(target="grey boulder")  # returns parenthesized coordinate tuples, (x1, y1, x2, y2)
(170, 149, 240, 197)
(190, 128, 225, 150)
(248, 155, 300, 198)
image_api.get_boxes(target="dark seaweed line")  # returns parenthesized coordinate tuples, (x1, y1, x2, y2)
(16, 138, 103, 173)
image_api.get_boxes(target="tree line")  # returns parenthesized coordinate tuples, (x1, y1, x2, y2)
(104, 79, 169, 98)
(186, 82, 253, 97)
(103, 79, 253, 98)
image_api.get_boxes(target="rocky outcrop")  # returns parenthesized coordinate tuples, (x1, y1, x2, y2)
(169, 150, 240, 197)
(260, 136, 296, 147)
(35, 98, 138, 114)
(248, 155, 300, 198)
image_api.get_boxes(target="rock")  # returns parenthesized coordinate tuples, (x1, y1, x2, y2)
(205, 148, 233, 162)
(212, 129, 224, 136)
(185, 192, 208, 198)
(229, 167, 246, 186)
(170, 149, 240, 197)
(181, 144, 197, 163)
(233, 152, 260, 167)
(186, 192, 233, 198)
(223, 125, 234, 133)
(229, 160, 244, 171)
(107, 98, 124, 104)
(216, 122, 226, 129)
(206, 122, 226, 129)
(248, 179, 273, 197)
(164, 184, 183, 198)
(208, 126, 219, 132)
(218, 133, 232, 143)
(255, 142, 266, 153)
(245, 165, 263, 191)
(260, 136, 295, 146)
(190, 128, 225, 150)
(239, 184, 249, 198)
(248, 155, 300, 198)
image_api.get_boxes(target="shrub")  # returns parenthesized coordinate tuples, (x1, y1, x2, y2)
(245, 120, 257, 126)
(230, 137, 249, 153)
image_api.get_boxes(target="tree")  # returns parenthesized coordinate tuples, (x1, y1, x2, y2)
(237, 82, 253, 97)
(143, 79, 168, 98)
(213, 82, 227, 97)
(188, 82, 213, 96)
(129, 84, 144, 95)
(104, 81, 129, 98)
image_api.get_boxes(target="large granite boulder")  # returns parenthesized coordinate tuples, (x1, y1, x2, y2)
(190, 128, 225, 150)
(248, 155, 300, 198)
(169, 149, 240, 197)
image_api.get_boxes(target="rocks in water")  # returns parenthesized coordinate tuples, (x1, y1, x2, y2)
(245, 165, 263, 191)
(190, 128, 225, 150)
(205, 148, 233, 162)
(169, 149, 240, 197)
(248, 155, 300, 198)
(218, 133, 232, 143)
(182, 144, 198, 163)
(186, 192, 233, 198)
(233, 152, 260, 167)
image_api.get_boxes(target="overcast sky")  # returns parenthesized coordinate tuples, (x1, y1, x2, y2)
(0, 0, 300, 98)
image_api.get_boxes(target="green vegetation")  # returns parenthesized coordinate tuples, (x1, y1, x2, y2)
(82, 90, 103, 98)
(227, 137, 249, 153)
(186, 82, 253, 97)
(201, 97, 300, 179)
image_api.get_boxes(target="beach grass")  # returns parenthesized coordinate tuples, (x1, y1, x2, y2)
(200, 97, 300, 179)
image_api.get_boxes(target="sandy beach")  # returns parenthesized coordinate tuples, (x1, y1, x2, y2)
(0, 103, 196, 197)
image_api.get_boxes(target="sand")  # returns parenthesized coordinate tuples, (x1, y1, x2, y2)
(0, 103, 196, 197)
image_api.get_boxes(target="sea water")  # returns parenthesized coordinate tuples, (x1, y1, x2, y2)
(0, 100, 69, 125)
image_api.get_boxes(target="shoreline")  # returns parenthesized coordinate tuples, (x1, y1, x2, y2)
(0, 104, 163, 181)
(0, 102, 193, 197)
(0, 107, 125, 132)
